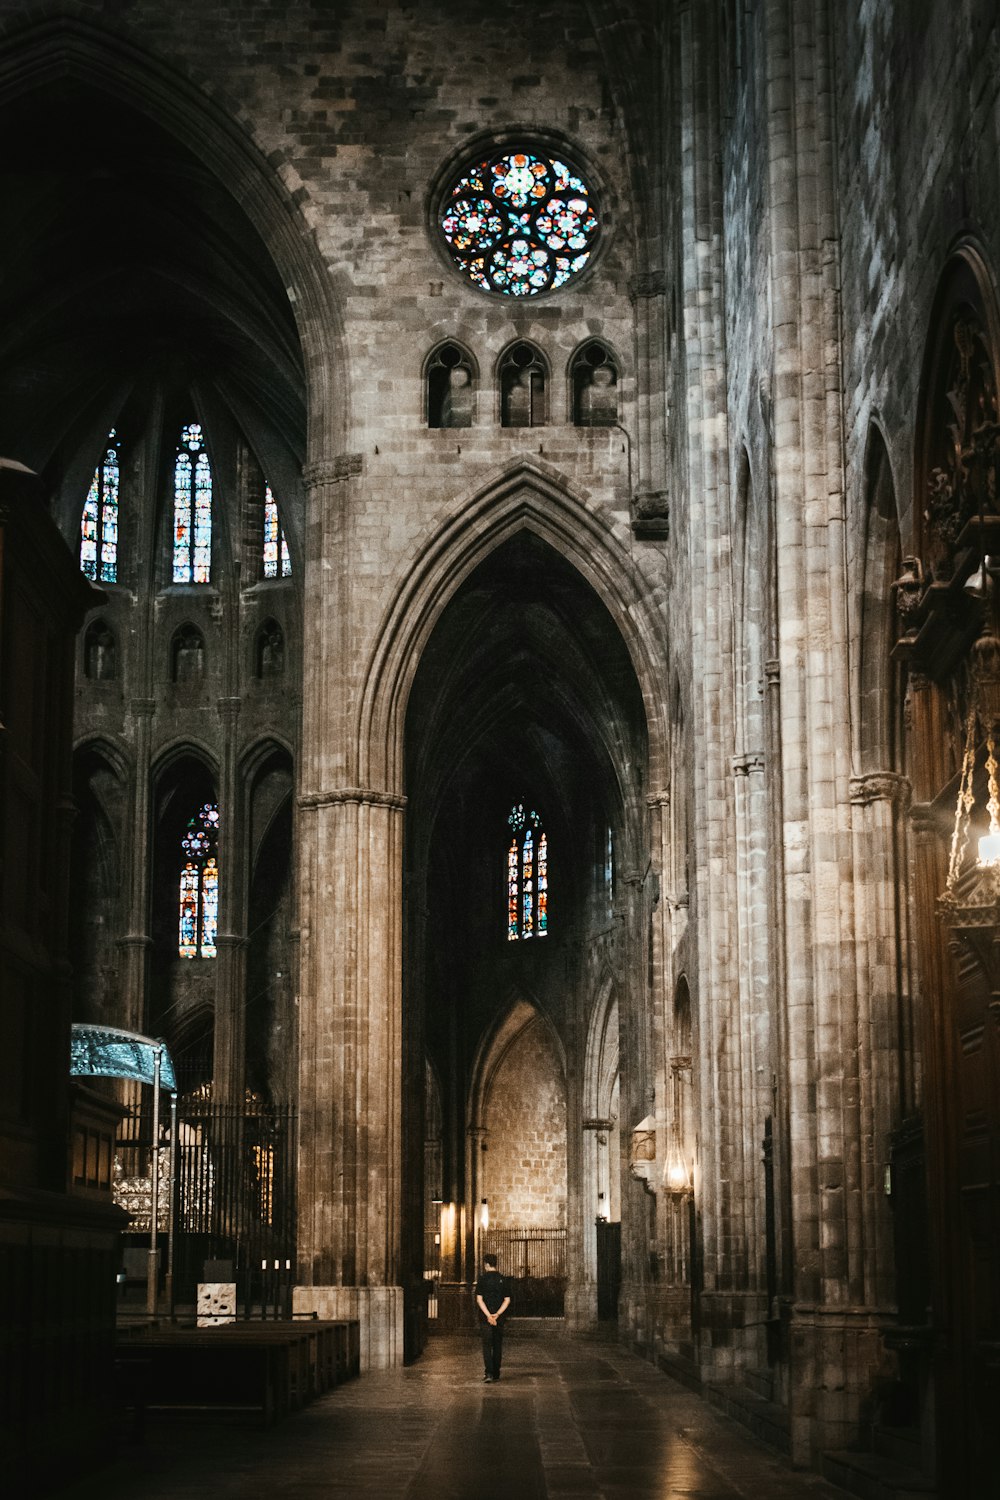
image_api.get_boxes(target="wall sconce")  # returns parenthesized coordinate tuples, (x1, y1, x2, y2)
(662, 1130, 691, 1195)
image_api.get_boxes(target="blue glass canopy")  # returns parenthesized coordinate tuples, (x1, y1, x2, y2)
(70, 1023, 177, 1091)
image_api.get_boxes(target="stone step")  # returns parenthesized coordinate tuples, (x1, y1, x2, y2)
(822, 1446, 936, 1500)
(703, 1381, 791, 1455)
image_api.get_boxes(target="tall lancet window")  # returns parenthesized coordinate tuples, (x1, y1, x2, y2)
(178, 802, 220, 958)
(506, 804, 548, 940)
(80, 430, 120, 582)
(173, 423, 213, 583)
(263, 484, 291, 578)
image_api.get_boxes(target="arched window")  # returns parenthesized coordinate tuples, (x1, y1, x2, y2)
(179, 802, 220, 959)
(84, 619, 117, 681)
(80, 430, 120, 583)
(500, 342, 546, 427)
(571, 340, 619, 426)
(506, 804, 548, 940)
(173, 423, 212, 584)
(256, 617, 285, 677)
(172, 624, 205, 683)
(439, 147, 600, 297)
(426, 342, 475, 428)
(263, 484, 291, 577)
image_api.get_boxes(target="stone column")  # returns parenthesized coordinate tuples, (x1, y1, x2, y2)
(849, 770, 913, 1311)
(120, 697, 156, 1034)
(293, 787, 406, 1368)
(291, 453, 405, 1369)
(630, 270, 671, 538)
(213, 695, 245, 1102)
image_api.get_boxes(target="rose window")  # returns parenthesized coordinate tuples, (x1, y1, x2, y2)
(439, 149, 599, 297)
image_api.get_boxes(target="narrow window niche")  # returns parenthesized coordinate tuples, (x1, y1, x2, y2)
(172, 624, 206, 684)
(426, 342, 476, 428)
(500, 342, 547, 428)
(571, 340, 619, 426)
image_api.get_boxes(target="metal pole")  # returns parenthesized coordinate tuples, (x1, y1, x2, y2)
(166, 1090, 178, 1319)
(147, 1046, 161, 1318)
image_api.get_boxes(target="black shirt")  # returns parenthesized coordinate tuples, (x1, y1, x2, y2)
(476, 1268, 510, 1317)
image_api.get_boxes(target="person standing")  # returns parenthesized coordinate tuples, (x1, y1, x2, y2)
(475, 1252, 511, 1382)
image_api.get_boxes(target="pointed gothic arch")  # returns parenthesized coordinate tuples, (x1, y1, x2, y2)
(356, 460, 666, 793)
(0, 13, 346, 460)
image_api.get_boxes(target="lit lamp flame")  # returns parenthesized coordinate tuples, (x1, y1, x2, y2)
(663, 1136, 691, 1194)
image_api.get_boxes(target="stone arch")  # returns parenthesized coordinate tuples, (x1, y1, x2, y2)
(468, 997, 568, 1237)
(0, 12, 346, 459)
(357, 460, 667, 795)
(69, 737, 130, 1027)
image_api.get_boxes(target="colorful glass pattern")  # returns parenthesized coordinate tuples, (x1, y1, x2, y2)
(80, 431, 120, 583)
(178, 802, 220, 959)
(263, 485, 292, 578)
(506, 805, 548, 940)
(173, 423, 212, 584)
(441, 150, 599, 298)
(178, 864, 199, 958)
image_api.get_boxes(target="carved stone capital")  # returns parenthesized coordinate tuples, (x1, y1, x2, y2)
(764, 658, 780, 687)
(908, 801, 940, 846)
(732, 751, 765, 777)
(628, 270, 668, 300)
(849, 771, 911, 808)
(583, 1118, 614, 1132)
(303, 453, 363, 489)
(217, 696, 242, 723)
(299, 786, 407, 812)
(631, 488, 669, 540)
(646, 790, 671, 810)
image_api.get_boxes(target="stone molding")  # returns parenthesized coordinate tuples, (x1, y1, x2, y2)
(628, 270, 668, 299)
(299, 787, 407, 811)
(732, 751, 765, 777)
(303, 453, 363, 488)
(849, 771, 911, 808)
(908, 801, 940, 845)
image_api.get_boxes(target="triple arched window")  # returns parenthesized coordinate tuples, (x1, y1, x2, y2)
(179, 802, 220, 959)
(424, 339, 618, 429)
(79, 424, 293, 584)
(507, 804, 549, 940)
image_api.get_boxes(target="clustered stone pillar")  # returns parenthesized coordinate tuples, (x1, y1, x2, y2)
(293, 788, 405, 1368)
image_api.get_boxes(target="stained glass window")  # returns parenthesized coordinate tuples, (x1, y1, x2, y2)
(506, 804, 548, 941)
(178, 802, 220, 959)
(440, 149, 599, 298)
(263, 485, 291, 578)
(173, 423, 212, 584)
(80, 430, 120, 583)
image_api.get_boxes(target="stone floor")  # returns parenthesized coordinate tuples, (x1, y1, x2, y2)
(52, 1330, 848, 1500)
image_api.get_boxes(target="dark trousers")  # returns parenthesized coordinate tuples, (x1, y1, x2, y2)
(481, 1319, 505, 1377)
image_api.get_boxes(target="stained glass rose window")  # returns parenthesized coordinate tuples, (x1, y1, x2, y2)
(439, 149, 599, 297)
